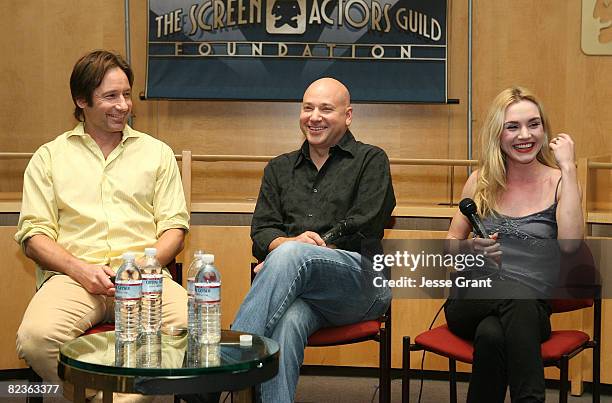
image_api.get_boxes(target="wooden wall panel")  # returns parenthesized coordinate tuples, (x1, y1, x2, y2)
(472, 1, 612, 164)
(0, 227, 37, 369)
(0, 0, 126, 193)
(1, 0, 609, 208)
(589, 156, 612, 212)
(182, 226, 254, 330)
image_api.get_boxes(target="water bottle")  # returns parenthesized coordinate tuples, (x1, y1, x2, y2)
(186, 334, 220, 367)
(114, 252, 142, 342)
(115, 339, 137, 367)
(200, 343, 221, 367)
(195, 254, 221, 344)
(185, 334, 201, 368)
(187, 250, 206, 336)
(140, 247, 163, 334)
(137, 333, 162, 368)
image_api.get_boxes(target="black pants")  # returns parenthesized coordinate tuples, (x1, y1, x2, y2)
(444, 299, 552, 403)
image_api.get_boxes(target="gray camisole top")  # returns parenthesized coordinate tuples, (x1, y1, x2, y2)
(473, 178, 562, 297)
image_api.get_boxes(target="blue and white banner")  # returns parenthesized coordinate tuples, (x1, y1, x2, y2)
(145, 0, 448, 102)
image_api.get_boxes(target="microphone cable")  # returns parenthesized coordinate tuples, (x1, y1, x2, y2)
(417, 301, 446, 403)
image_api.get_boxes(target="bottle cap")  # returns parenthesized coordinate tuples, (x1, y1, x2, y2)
(202, 254, 215, 264)
(239, 334, 253, 346)
(194, 249, 205, 258)
(144, 247, 157, 256)
(122, 252, 135, 260)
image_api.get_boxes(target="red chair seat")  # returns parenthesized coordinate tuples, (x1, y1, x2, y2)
(414, 325, 474, 363)
(413, 326, 590, 366)
(82, 323, 115, 336)
(307, 320, 381, 346)
(541, 330, 590, 362)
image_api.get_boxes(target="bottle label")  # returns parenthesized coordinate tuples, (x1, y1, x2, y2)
(115, 280, 143, 300)
(142, 274, 163, 294)
(187, 277, 195, 296)
(195, 282, 220, 303)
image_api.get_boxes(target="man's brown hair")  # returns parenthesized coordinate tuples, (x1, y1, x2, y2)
(70, 50, 133, 121)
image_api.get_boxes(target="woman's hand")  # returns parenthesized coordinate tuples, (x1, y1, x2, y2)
(549, 133, 576, 171)
(472, 232, 502, 267)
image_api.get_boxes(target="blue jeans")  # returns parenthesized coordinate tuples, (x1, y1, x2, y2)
(232, 241, 391, 403)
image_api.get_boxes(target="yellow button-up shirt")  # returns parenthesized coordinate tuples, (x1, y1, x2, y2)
(15, 123, 190, 287)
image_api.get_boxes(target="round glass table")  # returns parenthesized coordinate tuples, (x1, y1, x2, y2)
(58, 330, 279, 402)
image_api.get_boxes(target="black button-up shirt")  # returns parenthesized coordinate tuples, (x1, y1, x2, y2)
(251, 131, 396, 261)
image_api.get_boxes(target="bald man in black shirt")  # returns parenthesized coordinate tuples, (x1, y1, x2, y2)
(232, 78, 395, 403)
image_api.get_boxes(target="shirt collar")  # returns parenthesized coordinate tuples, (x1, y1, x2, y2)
(333, 130, 357, 155)
(294, 130, 356, 168)
(68, 122, 141, 144)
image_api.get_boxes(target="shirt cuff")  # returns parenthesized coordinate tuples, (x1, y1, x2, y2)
(253, 229, 286, 260)
(156, 220, 190, 238)
(14, 224, 57, 249)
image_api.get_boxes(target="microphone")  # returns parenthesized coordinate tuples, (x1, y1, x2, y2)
(459, 198, 489, 239)
(321, 220, 350, 243)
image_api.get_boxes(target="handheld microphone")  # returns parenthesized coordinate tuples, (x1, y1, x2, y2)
(321, 220, 349, 243)
(459, 198, 489, 239)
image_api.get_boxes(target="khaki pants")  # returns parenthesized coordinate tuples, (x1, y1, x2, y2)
(16, 274, 188, 402)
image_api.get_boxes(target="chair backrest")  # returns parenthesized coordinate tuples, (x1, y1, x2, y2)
(549, 298, 593, 313)
(166, 259, 182, 285)
(549, 241, 599, 314)
(179, 151, 192, 212)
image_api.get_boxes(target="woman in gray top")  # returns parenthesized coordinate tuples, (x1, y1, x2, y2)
(444, 87, 583, 403)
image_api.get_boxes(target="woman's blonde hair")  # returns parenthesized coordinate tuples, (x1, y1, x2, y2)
(474, 87, 557, 217)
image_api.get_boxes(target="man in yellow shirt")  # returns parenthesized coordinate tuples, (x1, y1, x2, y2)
(14, 50, 189, 401)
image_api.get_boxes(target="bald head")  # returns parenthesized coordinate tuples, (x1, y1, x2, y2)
(300, 78, 353, 152)
(303, 77, 351, 108)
